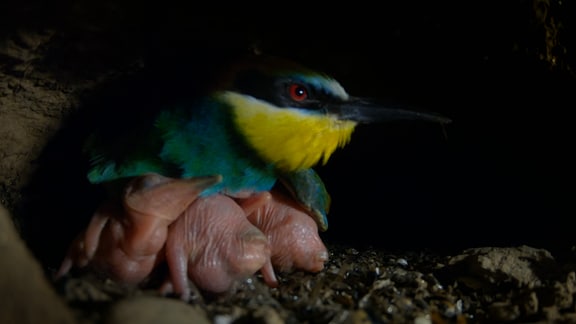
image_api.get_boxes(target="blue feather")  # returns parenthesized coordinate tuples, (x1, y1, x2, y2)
(86, 95, 277, 196)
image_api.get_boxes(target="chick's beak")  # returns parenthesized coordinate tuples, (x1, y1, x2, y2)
(330, 97, 452, 125)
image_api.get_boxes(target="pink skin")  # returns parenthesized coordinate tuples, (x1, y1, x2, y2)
(56, 173, 328, 298)
(55, 173, 221, 284)
(162, 194, 274, 300)
(238, 189, 329, 277)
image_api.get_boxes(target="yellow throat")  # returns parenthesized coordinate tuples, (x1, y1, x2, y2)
(222, 91, 357, 172)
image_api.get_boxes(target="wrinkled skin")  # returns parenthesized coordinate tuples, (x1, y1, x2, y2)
(57, 173, 328, 297)
(162, 194, 274, 300)
(56, 174, 221, 283)
(240, 190, 328, 274)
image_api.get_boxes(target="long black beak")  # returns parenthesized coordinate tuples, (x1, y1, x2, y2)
(332, 97, 452, 124)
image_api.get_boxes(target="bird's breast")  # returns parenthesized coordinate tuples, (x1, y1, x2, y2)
(157, 100, 278, 196)
(221, 91, 357, 172)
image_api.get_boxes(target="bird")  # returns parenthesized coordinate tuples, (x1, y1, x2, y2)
(82, 54, 451, 231)
(46, 53, 453, 298)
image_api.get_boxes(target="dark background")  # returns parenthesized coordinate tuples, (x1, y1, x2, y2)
(3, 1, 575, 257)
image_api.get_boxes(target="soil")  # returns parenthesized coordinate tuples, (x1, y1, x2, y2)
(1, 2, 576, 323)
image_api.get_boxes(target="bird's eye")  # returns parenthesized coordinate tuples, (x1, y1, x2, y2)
(288, 83, 308, 102)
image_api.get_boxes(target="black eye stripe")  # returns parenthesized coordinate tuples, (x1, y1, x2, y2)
(233, 71, 339, 111)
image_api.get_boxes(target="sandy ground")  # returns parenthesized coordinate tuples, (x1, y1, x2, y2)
(2, 3, 576, 323)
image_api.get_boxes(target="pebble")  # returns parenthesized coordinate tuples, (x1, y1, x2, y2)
(104, 295, 211, 324)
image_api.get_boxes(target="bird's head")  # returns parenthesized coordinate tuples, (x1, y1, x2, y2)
(214, 56, 451, 172)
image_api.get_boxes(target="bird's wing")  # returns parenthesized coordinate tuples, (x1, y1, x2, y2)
(84, 122, 174, 184)
(278, 168, 331, 232)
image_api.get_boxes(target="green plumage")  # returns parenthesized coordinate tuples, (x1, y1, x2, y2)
(86, 95, 278, 197)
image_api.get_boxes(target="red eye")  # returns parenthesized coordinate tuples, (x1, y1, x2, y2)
(289, 83, 308, 102)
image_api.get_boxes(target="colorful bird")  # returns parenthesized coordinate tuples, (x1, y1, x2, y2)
(84, 55, 450, 230)
(57, 54, 451, 297)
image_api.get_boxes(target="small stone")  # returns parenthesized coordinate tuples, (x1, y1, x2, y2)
(447, 246, 555, 288)
(252, 305, 284, 324)
(104, 296, 210, 324)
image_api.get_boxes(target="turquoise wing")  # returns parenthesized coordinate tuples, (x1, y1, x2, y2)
(83, 117, 176, 184)
(279, 168, 331, 232)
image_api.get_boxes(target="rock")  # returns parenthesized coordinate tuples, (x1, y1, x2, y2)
(104, 295, 210, 324)
(0, 203, 76, 324)
(445, 246, 555, 289)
